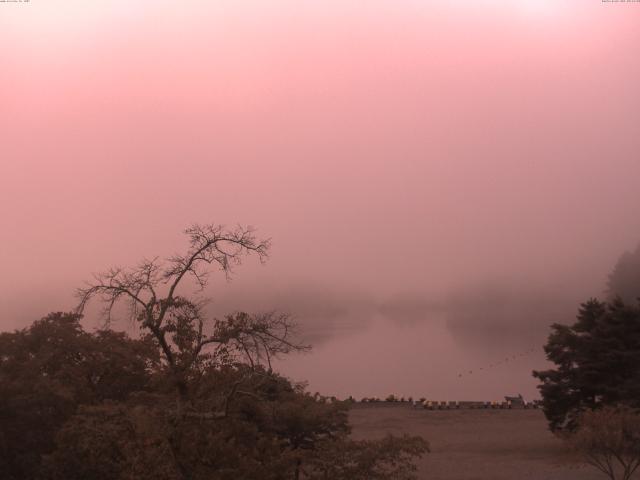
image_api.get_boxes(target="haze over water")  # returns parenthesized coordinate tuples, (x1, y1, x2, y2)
(2, 0, 640, 400)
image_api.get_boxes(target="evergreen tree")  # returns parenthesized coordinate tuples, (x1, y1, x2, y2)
(607, 243, 640, 303)
(533, 298, 640, 431)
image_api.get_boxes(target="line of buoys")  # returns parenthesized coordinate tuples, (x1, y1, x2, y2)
(411, 397, 542, 410)
(456, 346, 538, 379)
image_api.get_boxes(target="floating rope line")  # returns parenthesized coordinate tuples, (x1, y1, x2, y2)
(456, 346, 538, 379)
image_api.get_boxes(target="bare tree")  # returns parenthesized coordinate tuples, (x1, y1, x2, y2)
(76, 223, 308, 416)
(566, 405, 640, 480)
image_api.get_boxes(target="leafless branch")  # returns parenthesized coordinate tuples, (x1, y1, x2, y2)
(74, 223, 311, 419)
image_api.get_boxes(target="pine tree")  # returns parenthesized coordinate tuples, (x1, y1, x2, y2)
(533, 298, 640, 431)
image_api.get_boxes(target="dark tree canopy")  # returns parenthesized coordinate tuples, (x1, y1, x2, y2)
(0, 312, 157, 479)
(1, 223, 428, 479)
(533, 298, 640, 432)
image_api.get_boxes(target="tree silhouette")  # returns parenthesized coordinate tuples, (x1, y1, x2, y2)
(76, 223, 308, 417)
(0, 312, 156, 479)
(533, 298, 640, 432)
(2, 223, 428, 479)
(607, 243, 640, 304)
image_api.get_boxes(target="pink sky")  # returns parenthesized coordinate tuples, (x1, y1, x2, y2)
(1, 0, 640, 399)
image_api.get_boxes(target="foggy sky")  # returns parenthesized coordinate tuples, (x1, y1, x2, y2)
(2, 0, 640, 400)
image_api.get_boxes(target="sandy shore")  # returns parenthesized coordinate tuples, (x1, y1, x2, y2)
(349, 404, 606, 480)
